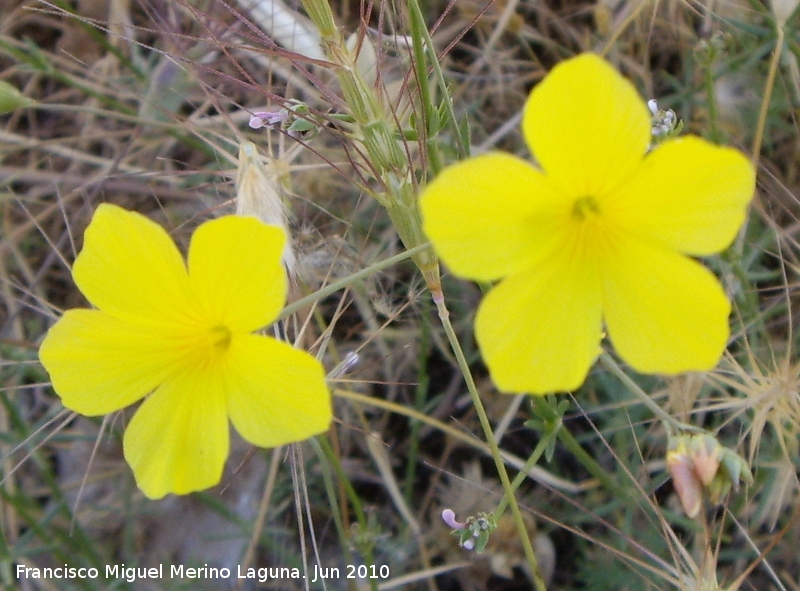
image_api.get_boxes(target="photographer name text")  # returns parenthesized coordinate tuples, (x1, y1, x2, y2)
(17, 563, 390, 584)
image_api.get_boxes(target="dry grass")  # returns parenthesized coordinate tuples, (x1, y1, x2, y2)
(2, 0, 800, 589)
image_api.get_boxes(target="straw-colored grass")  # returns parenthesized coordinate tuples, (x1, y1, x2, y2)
(2, 0, 799, 589)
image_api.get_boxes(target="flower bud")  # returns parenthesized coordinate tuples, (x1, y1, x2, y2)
(667, 440, 703, 518)
(666, 433, 753, 518)
(686, 433, 721, 486)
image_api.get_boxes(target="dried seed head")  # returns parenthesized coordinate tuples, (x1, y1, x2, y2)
(345, 31, 378, 88)
(236, 141, 296, 277)
(772, 0, 800, 23)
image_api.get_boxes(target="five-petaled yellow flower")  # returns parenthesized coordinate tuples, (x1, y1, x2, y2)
(421, 53, 755, 395)
(39, 204, 331, 499)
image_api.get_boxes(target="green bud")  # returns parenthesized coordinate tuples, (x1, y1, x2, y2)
(720, 447, 754, 490)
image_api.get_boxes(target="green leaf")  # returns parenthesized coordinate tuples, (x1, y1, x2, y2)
(0, 80, 36, 114)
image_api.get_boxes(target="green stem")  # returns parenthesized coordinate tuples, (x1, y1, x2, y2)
(736, 22, 783, 269)
(314, 436, 379, 591)
(721, 246, 763, 348)
(433, 294, 547, 591)
(308, 440, 357, 566)
(598, 352, 705, 436)
(751, 25, 783, 168)
(527, 396, 629, 500)
(406, 0, 444, 175)
(494, 428, 556, 518)
(403, 302, 432, 504)
(406, 0, 469, 160)
(299, 0, 442, 291)
(704, 63, 720, 144)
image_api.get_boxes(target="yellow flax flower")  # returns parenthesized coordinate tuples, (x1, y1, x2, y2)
(39, 204, 331, 499)
(421, 53, 755, 395)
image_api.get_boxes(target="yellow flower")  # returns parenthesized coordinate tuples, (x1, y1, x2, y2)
(421, 54, 755, 395)
(39, 204, 331, 499)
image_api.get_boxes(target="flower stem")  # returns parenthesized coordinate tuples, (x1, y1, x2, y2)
(751, 24, 783, 168)
(313, 436, 379, 591)
(598, 352, 705, 436)
(406, 0, 469, 162)
(704, 62, 721, 144)
(528, 396, 625, 497)
(299, 0, 441, 292)
(493, 428, 555, 519)
(432, 292, 548, 591)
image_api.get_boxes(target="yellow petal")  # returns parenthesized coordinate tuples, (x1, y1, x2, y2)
(123, 365, 229, 499)
(475, 233, 603, 394)
(188, 216, 287, 333)
(607, 136, 755, 255)
(601, 231, 731, 374)
(225, 334, 331, 447)
(523, 53, 651, 198)
(73, 204, 198, 327)
(38, 309, 183, 415)
(420, 153, 568, 282)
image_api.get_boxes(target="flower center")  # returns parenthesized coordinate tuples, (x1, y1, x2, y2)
(572, 196, 600, 221)
(207, 325, 232, 351)
(185, 325, 232, 368)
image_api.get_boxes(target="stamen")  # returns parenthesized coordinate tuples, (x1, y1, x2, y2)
(572, 196, 600, 220)
(208, 325, 232, 350)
